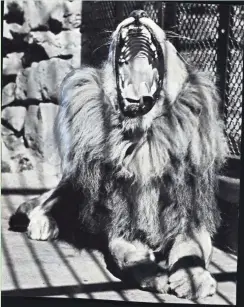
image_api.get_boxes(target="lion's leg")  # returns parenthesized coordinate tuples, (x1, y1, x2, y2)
(9, 182, 68, 241)
(9, 189, 55, 232)
(10, 189, 55, 218)
(168, 227, 216, 299)
(109, 238, 169, 293)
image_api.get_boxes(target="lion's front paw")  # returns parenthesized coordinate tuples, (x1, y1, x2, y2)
(169, 266, 217, 299)
(124, 252, 169, 294)
(140, 273, 169, 294)
(27, 209, 59, 241)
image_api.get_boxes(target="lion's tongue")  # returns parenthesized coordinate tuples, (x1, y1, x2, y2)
(123, 57, 157, 101)
(125, 83, 150, 101)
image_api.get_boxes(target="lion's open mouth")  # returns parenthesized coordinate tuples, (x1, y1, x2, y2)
(116, 22, 164, 117)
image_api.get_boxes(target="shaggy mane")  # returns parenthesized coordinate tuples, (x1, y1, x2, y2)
(56, 58, 227, 251)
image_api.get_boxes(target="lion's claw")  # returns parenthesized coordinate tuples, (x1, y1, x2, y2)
(169, 267, 217, 299)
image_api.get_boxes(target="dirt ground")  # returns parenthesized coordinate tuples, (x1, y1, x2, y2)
(2, 191, 237, 305)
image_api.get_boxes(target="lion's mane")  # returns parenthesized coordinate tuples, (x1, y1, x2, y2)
(55, 41, 227, 252)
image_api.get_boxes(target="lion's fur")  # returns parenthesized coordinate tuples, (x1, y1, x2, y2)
(55, 23, 227, 252)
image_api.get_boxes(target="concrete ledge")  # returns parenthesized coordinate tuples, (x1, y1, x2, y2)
(217, 175, 240, 203)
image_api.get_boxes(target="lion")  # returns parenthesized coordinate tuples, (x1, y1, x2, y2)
(9, 10, 228, 299)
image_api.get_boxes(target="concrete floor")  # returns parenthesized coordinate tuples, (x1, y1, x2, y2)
(2, 191, 237, 305)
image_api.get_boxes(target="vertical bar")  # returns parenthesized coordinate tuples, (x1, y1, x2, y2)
(237, 32, 244, 304)
(115, 1, 124, 26)
(163, 2, 177, 30)
(217, 4, 231, 117)
(136, 1, 144, 10)
(156, 1, 164, 28)
(241, 41, 244, 155)
(1, 1, 4, 89)
(163, 2, 178, 48)
(243, 39, 244, 114)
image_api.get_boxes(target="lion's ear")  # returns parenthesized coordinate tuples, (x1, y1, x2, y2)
(163, 41, 188, 103)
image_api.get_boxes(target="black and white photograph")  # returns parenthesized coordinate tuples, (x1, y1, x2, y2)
(1, 1, 242, 305)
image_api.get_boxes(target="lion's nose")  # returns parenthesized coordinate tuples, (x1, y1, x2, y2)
(129, 10, 148, 21)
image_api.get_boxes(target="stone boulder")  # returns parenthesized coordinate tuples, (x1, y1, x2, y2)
(3, 0, 82, 177)
(25, 28, 81, 66)
(2, 106, 26, 132)
(2, 136, 61, 174)
(2, 139, 46, 174)
(10, 152, 34, 172)
(2, 83, 16, 107)
(3, 21, 25, 40)
(4, 0, 82, 32)
(2, 161, 12, 173)
(1, 124, 26, 152)
(1, 141, 13, 173)
(15, 58, 74, 102)
(56, 0, 82, 30)
(3, 52, 24, 75)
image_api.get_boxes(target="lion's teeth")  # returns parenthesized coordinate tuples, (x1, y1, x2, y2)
(150, 81, 157, 95)
(139, 82, 150, 97)
(150, 44, 156, 52)
(153, 67, 158, 75)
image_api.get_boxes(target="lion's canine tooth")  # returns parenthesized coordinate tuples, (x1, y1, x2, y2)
(150, 44, 156, 52)
(139, 82, 150, 97)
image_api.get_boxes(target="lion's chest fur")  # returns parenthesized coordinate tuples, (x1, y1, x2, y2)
(117, 138, 164, 246)
(124, 141, 156, 179)
(122, 134, 169, 183)
(106, 128, 167, 245)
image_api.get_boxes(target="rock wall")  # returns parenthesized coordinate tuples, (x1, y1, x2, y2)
(2, 0, 82, 175)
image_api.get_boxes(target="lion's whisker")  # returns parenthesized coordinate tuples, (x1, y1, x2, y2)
(165, 31, 197, 41)
(92, 41, 112, 55)
(177, 52, 194, 67)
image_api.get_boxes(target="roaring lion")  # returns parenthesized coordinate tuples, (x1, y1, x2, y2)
(10, 10, 227, 299)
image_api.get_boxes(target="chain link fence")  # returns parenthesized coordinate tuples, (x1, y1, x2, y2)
(81, 2, 243, 156)
(225, 6, 243, 156)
